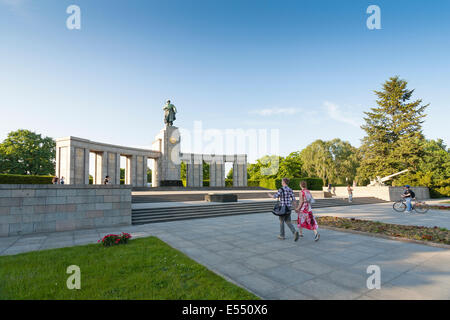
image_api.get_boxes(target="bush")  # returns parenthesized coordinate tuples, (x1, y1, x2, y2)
(260, 177, 323, 190)
(430, 186, 450, 198)
(98, 233, 132, 247)
(0, 174, 53, 184)
(248, 179, 260, 187)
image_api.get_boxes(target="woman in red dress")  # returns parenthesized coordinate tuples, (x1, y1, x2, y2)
(295, 181, 320, 241)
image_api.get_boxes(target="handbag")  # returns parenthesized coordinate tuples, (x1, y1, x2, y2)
(309, 193, 316, 204)
(272, 188, 291, 216)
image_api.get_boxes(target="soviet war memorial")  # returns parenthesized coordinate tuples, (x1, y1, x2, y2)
(0, 1, 449, 314)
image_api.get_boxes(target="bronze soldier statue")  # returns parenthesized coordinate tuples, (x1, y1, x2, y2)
(163, 100, 177, 126)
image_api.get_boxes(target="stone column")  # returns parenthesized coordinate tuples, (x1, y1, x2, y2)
(152, 158, 161, 187)
(233, 155, 247, 187)
(94, 152, 106, 184)
(210, 156, 225, 187)
(115, 153, 121, 185)
(186, 154, 203, 187)
(84, 148, 90, 184)
(143, 156, 148, 187)
(56, 145, 60, 180)
(136, 155, 144, 186)
(56, 145, 72, 184)
(153, 126, 181, 186)
(73, 147, 89, 185)
(126, 155, 137, 186)
(102, 151, 108, 183)
(106, 152, 119, 185)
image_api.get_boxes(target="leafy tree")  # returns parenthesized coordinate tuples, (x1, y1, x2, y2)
(180, 161, 186, 180)
(277, 151, 303, 178)
(328, 139, 360, 184)
(203, 161, 210, 180)
(357, 76, 428, 185)
(147, 167, 152, 182)
(227, 168, 233, 180)
(0, 129, 56, 175)
(395, 139, 450, 189)
(300, 139, 358, 185)
(247, 155, 283, 180)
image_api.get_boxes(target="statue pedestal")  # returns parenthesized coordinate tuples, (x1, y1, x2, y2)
(152, 126, 182, 187)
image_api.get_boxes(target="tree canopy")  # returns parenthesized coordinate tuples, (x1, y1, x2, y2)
(357, 76, 428, 185)
(300, 139, 359, 186)
(0, 129, 56, 175)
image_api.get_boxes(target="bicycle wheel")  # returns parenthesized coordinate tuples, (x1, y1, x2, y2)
(414, 203, 429, 214)
(393, 201, 406, 212)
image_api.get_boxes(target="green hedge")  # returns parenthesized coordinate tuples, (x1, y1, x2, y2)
(0, 174, 53, 184)
(248, 179, 260, 187)
(181, 179, 210, 187)
(259, 177, 324, 190)
(430, 186, 450, 198)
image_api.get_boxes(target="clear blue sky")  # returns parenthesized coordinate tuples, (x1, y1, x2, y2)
(1, 0, 449, 163)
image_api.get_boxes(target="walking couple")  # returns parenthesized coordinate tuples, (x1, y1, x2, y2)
(268, 178, 320, 241)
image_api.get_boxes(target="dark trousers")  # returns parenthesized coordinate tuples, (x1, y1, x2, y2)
(279, 212, 296, 237)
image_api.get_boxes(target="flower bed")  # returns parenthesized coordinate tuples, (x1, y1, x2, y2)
(98, 232, 132, 246)
(316, 216, 450, 245)
(422, 205, 450, 210)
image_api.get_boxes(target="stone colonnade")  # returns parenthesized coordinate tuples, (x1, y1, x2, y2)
(180, 153, 247, 187)
(55, 137, 161, 186)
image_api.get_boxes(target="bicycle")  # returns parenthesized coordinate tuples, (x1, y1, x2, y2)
(392, 199, 429, 214)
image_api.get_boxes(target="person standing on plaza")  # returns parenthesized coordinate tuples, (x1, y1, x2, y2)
(52, 176, 59, 184)
(103, 175, 111, 185)
(60, 176, 65, 185)
(347, 184, 353, 203)
(295, 181, 320, 241)
(267, 178, 300, 241)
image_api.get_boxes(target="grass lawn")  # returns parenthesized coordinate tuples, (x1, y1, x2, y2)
(0, 236, 258, 300)
(317, 216, 450, 245)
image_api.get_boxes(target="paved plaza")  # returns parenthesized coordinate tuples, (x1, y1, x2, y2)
(313, 202, 450, 230)
(1, 203, 449, 300)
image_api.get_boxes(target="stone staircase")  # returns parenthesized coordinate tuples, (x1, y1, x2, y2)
(131, 197, 386, 225)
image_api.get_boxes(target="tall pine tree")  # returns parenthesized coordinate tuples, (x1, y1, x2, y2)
(357, 76, 428, 185)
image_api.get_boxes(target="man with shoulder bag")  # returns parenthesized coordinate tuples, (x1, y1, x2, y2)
(268, 178, 300, 241)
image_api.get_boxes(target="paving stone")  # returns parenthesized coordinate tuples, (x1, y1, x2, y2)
(260, 250, 304, 264)
(291, 278, 362, 300)
(243, 256, 281, 270)
(234, 273, 284, 296)
(365, 283, 432, 300)
(2, 244, 42, 256)
(319, 269, 370, 291)
(387, 272, 450, 299)
(216, 248, 256, 260)
(259, 265, 315, 286)
(265, 287, 314, 300)
(213, 262, 254, 278)
(289, 259, 336, 276)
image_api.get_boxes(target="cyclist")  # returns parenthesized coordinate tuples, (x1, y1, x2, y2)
(401, 185, 416, 213)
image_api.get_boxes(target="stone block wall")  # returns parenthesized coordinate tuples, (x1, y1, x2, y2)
(0, 185, 132, 237)
(322, 186, 430, 201)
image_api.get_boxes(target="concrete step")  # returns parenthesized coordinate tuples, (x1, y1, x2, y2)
(131, 197, 386, 224)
